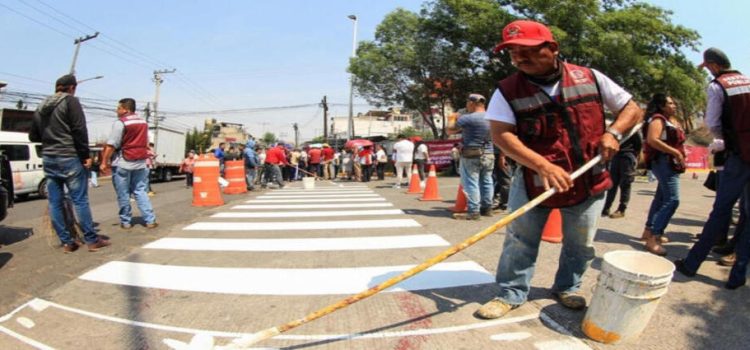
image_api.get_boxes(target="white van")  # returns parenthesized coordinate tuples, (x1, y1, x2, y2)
(0, 131, 46, 199)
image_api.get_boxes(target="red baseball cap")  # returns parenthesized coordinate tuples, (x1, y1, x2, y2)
(493, 20, 556, 53)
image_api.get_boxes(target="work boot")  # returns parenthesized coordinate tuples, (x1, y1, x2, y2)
(62, 242, 79, 254)
(475, 298, 518, 319)
(453, 212, 480, 220)
(480, 208, 493, 217)
(552, 291, 586, 310)
(713, 243, 735, 256)
(645, 234, 667, 256)
(673, 259, 696, 277)
(719, 253, 736, 267)
(642, 227, 668, 243)
(146, 222, 159, 229)
(87, 238, 111, 252)
(609, 210, 625, 219)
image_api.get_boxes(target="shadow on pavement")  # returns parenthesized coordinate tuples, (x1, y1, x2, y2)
(401, 208, 453, 219)
(0, 252, 12, 269)
(0, 225, 34, 246)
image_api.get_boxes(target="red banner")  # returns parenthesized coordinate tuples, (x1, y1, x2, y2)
(425, 139, 462, 171)
(685, 145, 709, 169)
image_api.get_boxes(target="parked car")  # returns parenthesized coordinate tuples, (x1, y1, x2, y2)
(0, 131, 46, 199)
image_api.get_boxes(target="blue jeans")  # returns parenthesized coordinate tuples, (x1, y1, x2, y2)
(684, 154, 750, 274)
(42, 156, 99, 245)
(460, 154, 495, 213)
(245, 167, 257, 189)
(113, 167, 156, 225)
(495, 168, 604, 305)
(645, 155, 681, 236)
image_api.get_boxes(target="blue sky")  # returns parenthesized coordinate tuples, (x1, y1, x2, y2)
(1, 0, 747, 142)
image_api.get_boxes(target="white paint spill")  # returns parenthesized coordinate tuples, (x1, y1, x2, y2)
(144, 234, 449, 252)
(28, 298, 51, 312)
(212, 209, 403, 218)
(490, 332, 531, 341)
(245, 198, 386, 203)
(534, 339, 592, 350)
(183, 219, 421, 231)
(16, 317, 35, 328)
(232, 203, 393, 210)
(79, 261, 494, 295)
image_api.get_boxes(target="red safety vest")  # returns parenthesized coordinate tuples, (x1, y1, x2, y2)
(642, 113, 686, 168)
(498, 62, 611, 207)
(119, 114, 149, 161)
(714, 71, 750, 163)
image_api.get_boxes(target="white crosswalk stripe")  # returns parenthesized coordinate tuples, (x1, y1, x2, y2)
(212, 209, 403, 218)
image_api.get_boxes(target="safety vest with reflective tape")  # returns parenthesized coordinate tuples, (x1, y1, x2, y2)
(118, 113, 149, 161)
(714, 71, 750, 163)
(498, 62, 611, 207)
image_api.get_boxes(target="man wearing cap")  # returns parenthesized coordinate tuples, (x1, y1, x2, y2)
(675, 48, 750, 289)
(29, 74, 110, 253)
(447, 93, 495, 220)
(477, 20, 642, 318)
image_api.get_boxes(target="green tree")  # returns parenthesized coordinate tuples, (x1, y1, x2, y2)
(261, 132, 277, 145)
(349, 0, 706, 138)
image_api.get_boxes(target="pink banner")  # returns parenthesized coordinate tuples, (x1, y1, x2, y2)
(425, 139, 462, 171)
(685, 145, 709, 169)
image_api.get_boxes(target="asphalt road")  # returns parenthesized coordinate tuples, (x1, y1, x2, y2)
(0, 173, 747, 349)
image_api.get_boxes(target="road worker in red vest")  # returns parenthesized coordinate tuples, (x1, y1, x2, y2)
(477, 20, 642, 319)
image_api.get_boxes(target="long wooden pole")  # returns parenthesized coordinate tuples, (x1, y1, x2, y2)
(225, 124, 643, 349)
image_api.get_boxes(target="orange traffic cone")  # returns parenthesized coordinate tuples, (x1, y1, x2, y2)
(192, 154, 224, 206)
(223, 160, 247, 194)
(406, 164, 422, 194)
(419, 164, 442, 201)
(541, 209, 563, 243)
(450, 184, 468, 213)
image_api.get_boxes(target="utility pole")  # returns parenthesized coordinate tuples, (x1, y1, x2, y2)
(144, 102, 151, 123)
(293, 123, 299, 147)
(70, 32, 99, 75)
(347, 15, 358, 139)
(152, 69, 176, 151)
(320, 96, 329, 140)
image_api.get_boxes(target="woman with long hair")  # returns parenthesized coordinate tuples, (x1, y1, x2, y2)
(641, 93, 686, 256)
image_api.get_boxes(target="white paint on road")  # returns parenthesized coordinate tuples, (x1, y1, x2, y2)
(256, 194, 380, 199)
(79, 261, 494, 295)
(232, 203, 393, 210)
(245, 198, 386, 203)
(490, 332, 531, 341)
(262, 191, 373, 195)
(144, 234, 449, 251)
(183, 219, 420, 231)
(16, 317, 34, 328)
(534, 339, 592, 350)
(0, 325, 54, 350)
(211, 209, 403, 218)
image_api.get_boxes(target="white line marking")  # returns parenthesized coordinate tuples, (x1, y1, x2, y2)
(256, 194, 380, 199)
(79, 261, 494, 295)
(539, 313, 592, 349)
(0, 325, 55, 350)
(25, 298, 541, 341)
(184, 219, 420, 231)
(245, 198, 386, 203)
(272, 187, 368, 192)
(143, 234, 449, 252)
(490, 332, 531, 341)
(212, 209, 403, 218)
(263, 191, 374, 195)
(232, 203, 393, 210)
(0, 299, 33, 322)
(534, 339, 592, 350)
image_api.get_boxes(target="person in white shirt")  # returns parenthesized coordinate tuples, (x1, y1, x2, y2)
(413, 141, 430, 183)
(391, 134, 415, 188)
(375, 144, 388, 180)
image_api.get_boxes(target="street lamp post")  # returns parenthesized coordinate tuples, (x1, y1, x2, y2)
(347, 14, 358, 140)
(77, 75, 104, 84)
(69, 32, 99, 75)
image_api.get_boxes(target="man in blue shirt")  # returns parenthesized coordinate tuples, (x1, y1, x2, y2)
(447, 93, 495, 220)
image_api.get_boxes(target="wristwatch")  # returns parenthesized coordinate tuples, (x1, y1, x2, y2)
(605, 127, 623, 142)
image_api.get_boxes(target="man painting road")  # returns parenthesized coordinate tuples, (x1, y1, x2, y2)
(477, 20, 642, 319)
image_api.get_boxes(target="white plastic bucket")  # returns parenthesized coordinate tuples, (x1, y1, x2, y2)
(582, 250, 674, 344)
(302, 177, 315, 190)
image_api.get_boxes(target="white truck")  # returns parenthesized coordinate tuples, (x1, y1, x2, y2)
(149, 125, 186, 182)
